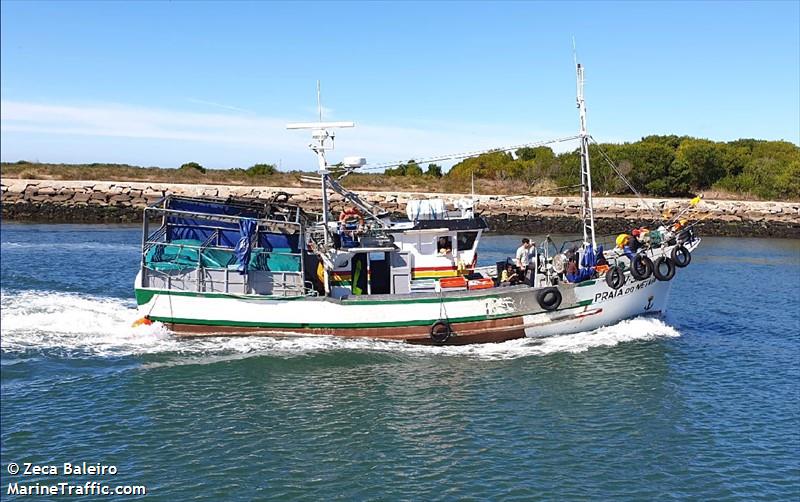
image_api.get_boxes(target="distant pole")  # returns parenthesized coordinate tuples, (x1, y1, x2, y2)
(471, 170, 475, 198)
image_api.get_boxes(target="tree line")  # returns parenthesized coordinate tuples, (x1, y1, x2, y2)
(5, 135, 797, 200)
(399, 135, 800, 200)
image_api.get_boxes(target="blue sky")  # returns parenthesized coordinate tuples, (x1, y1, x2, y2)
(1, 0, 798, 171)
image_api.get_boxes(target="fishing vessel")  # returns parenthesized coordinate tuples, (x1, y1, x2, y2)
(134, 63, 701, 344)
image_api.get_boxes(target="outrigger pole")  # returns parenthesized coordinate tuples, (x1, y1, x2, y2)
(576, 62, 597, 249)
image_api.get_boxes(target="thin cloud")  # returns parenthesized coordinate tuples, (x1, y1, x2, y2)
(0, 100, 576, 169)
(186, 98, 255, 115)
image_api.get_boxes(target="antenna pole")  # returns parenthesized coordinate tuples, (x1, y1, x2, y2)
(317, 80, 322, 122)
(286, 83, 354, 248)
(576, 62, 597, 249)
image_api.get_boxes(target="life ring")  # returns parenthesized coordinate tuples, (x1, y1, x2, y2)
(338, 207, 364, 226)
(653, 256, 676, 281)
(671, 245, 691, 268)
(605, 265, 626, 290)
(537, 287, 562, 311)
(630, 254, 653, 281)
(552, 253, 567, 274)
(430, 320, 452, 344)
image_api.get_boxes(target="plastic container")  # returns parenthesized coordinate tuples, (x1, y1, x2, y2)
(468, 278, 494, 290)
(439, 276, 468, 289)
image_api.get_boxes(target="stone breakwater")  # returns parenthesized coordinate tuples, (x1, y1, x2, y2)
(2, 179, 799, 237)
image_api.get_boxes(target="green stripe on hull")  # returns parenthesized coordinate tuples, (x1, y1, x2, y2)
(135, 288, 308, 306)
(135, 288, 505, 306)
(149, 312, 510, 329)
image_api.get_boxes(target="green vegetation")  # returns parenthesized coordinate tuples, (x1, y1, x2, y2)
(2, 136, 797, 200)
(425, 163, 443, 178)
(246, 163, 277, 176)
(179, 162, 206, 174)
(444, 136, 800, 200)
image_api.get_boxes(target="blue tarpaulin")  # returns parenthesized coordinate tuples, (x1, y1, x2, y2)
(258, 232, 300, 252)
(581, 244, 597, 269)
(164, 198, 301, 252)
(166, 198, 259, 247)
(235, 218, 257, 274)
(568, 244, 596, 283)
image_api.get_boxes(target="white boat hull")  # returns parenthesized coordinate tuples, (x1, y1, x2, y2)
(135, 240, 696, 344)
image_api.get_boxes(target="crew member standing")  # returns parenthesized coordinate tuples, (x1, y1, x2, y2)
(515, 238, 535, 270)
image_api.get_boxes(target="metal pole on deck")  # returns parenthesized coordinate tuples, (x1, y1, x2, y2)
(576, 62, 597, 249)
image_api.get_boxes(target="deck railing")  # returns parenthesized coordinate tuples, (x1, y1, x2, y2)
(140, 197, 313, 297)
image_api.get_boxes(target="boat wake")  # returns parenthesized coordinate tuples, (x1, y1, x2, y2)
(1, 291, 681, 361)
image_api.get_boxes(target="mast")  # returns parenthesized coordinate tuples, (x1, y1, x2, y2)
(576, 63, 596, 249)
(286, 82, 354, 246)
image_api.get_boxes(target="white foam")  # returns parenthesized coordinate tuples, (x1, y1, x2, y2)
(0, 291, 681, 361)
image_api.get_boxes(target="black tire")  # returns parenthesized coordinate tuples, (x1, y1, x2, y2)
(430, 320, 452, 344)
(537, 287, 562, 311)
(605, 265, 626, 290)
(630, 254, 654, 281)
(653, 256, 676, 281)
(671, 245, 691, 268)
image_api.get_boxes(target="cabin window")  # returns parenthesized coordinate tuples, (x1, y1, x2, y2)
(457, 231, 478, 251)
(419, 237, 435, 255)
(437, 236, 453, 255)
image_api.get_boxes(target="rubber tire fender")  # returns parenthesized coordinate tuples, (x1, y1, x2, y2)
(605, 265, 626, 290)
(537, 287, 562, 311)
(630, 254, 654, 281)
(653, 256, 676, 281)
(430, 320, 452, 344)
(671, 245, 691, 268)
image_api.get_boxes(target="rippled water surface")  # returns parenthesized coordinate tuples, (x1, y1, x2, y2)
(1, 223, 799, 500)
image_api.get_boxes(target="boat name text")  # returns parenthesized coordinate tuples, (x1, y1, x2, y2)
(594, 278, 657, 302)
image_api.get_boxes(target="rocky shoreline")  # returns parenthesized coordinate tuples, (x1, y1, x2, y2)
(2, 179, 799, 237)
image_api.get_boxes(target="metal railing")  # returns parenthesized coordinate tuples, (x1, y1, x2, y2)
(140, 197, 313, 297)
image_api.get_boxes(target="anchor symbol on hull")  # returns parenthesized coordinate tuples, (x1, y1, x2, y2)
(644, 295, 654, 311)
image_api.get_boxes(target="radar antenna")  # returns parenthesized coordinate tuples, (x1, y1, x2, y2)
(286, 81, 354, 246)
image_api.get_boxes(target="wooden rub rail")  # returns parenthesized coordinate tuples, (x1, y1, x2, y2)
(2, 179, 799, 237)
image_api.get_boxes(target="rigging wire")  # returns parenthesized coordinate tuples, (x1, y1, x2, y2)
(588, 136, 663, 223)
(343, 134, 582, 175)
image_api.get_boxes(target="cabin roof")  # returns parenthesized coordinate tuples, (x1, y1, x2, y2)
(408, 216, 489, 232)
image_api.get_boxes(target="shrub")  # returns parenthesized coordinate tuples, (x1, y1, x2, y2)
(179, 162, 206, 174)
(426, 163, 443, 177)
(385, 160, 423, 177)
(246, 163, 278, 176)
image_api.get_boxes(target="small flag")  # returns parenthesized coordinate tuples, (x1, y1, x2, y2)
(690, 196, 701, 206)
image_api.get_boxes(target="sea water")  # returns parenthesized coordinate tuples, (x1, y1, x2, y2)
(1, 223, 798, 500)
